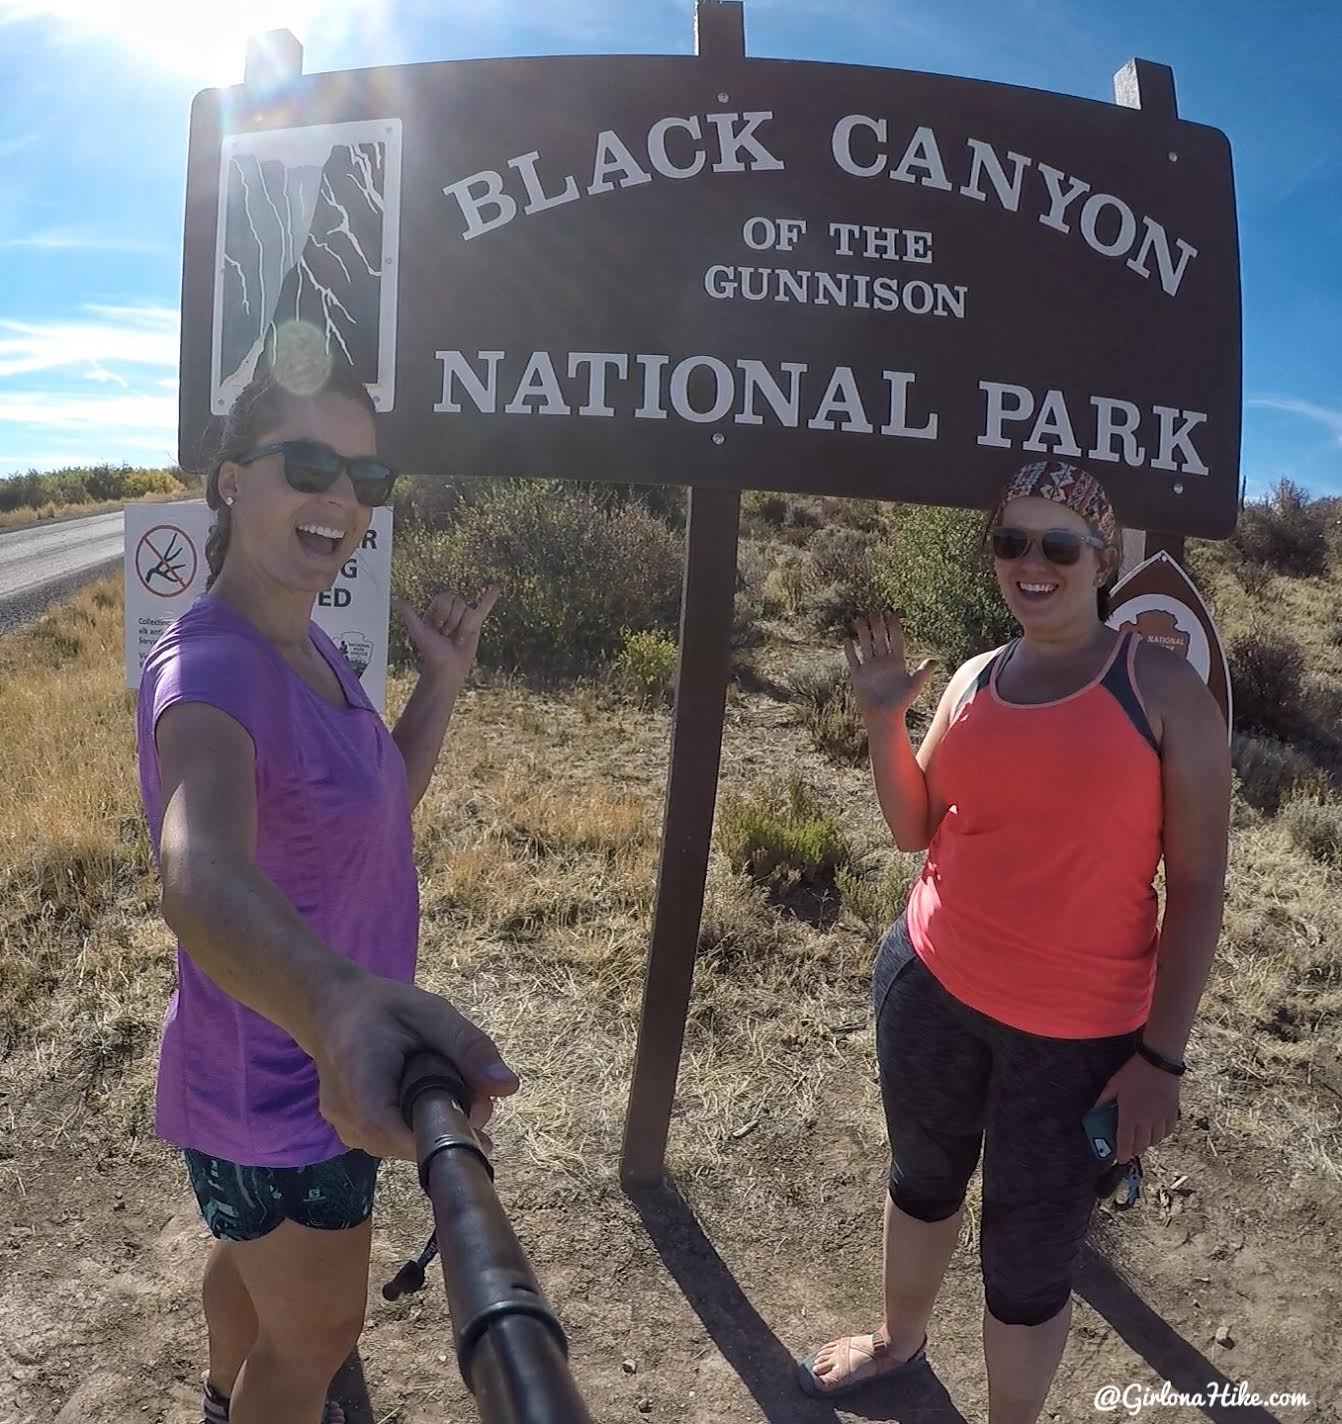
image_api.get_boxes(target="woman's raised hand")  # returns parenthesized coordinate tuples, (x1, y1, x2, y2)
(394, 584, 501, 691)
(843, 611, 937, 721)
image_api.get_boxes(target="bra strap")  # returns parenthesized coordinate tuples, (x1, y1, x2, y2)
(1099, 633, 1159, 754)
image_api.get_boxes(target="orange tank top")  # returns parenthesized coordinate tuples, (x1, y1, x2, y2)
(905, 632, 1163, 1039)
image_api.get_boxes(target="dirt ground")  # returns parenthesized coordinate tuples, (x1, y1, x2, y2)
(3, 572, 1341, 1423)
(3, 1051, 1339, 1424)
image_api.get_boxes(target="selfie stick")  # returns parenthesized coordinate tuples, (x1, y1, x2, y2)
(393, 1051, 594, 1424)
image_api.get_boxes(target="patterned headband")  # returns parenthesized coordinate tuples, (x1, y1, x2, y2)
(994, 461, 1117, 543)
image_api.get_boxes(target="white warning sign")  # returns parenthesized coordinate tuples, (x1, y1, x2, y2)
(124, 501, 394, 712)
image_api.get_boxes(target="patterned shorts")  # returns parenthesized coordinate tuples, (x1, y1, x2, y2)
(183, 1146, 380, 1242)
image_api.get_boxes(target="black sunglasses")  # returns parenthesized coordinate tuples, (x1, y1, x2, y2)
(235, 439, 397, 507)
(989, 525, 1108, 566)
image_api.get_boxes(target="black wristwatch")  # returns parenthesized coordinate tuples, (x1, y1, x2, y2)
(1136, 1041, 1186, 1076)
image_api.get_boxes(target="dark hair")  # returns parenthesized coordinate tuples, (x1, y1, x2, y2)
(981, 504, 1123, 620)
(203, 360, 377, 591)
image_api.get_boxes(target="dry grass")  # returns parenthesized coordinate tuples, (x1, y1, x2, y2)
(0, 489, 187, 533)
(0, 581, 164, 1138)
(1190, 538, 1342, 686)
(1, 554, 1341, 1219)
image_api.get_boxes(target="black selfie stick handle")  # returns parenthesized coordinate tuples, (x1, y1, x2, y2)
(399, 1051, 594, 1424)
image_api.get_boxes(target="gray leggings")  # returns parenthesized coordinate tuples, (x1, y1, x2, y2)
(874, 912, 1140, 1326)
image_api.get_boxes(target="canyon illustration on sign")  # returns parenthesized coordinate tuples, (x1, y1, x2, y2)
(179, 43, 1240, 536)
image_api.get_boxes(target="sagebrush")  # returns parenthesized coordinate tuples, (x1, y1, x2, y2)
(391, 481, 683, 680)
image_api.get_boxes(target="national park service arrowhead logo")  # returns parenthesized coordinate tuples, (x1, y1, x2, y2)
(1118, 607, 1190, 660)
(1107, 551, 1232, 736)
(337, 630, 373, 679)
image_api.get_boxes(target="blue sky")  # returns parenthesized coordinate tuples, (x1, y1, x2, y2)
(0, 0, 1338, 500)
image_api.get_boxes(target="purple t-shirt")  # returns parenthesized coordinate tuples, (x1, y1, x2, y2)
(135, 594, 419, 1167)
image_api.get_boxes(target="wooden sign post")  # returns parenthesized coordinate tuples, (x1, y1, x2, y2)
(180, 1, 1243, 1192)
(619, 4, 746, 1189)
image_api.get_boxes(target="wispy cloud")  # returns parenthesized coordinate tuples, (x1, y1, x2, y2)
(0, 389, 176, 436)
(0, 228, 166, 252)
(0, 304, 178, 380)
(85, 362, 129, 388)
(0, 450, 127, 471)
(0, 302, 180, 471)
(1247, 396, 1342, 445)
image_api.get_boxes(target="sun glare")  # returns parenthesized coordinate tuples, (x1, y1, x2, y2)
(31, 2, 358, 86)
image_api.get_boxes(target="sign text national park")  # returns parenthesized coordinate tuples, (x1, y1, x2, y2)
(180, 53, 1241, 535)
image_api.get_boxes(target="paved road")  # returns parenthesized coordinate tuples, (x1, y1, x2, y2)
(0, 510, 125, 632)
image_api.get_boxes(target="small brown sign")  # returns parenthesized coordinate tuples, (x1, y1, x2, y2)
(1107, 550, 1231, 734)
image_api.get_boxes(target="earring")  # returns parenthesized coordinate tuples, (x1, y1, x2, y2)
(224, 495, 234, 507)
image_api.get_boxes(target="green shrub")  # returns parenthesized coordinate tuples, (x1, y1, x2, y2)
(873, 503, 1016, 669)
(731, 579, 768, 650)
(743, 490, 788, 525)
(1306, 674, 1342, 731)
(82, 465, 131, 501)
(763, 551, 815, 617)
(1231, 734, 1325, 815)
(836, 857, 921, 933)
(391, 472, 469, 530)
(1229, 629, 1307, 740)
(566, 480, 687, 529)
(717, 776, 851, 891)
(616, 627, 677, 702)
(392, 474, 686, 534)
(1231, 557, 1272, 595)
(809, 543, 890, 635)
(121, 468, 182, 498)
(813, 496, 888, 534)
(787, 661, 867, 763)
(1231, 479, 1329, 577)
(784, 498, 823, 530)
(0, 463, 181, 513)
(391, 481, 683, 680)
(787, 661, 844, 710)
(809, 525, 877, 586)
(1281, 798, 1342, 865)
(759, 495, 828, 546)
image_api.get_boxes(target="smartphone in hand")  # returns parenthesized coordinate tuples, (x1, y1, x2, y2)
(1082, 1100, 1119, 1163)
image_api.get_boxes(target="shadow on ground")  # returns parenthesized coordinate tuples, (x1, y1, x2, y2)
(1075, 1245, 1287, 1424)
(330, 1348, 375, 1424)
(630, 1179, 969, 1424)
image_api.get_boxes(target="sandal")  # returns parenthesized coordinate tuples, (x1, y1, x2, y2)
(796, 1326, 928, 1399)
(201, 1372, 346, 1423)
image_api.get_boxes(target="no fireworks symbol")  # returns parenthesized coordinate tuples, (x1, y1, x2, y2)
(136, 524, 199, 598)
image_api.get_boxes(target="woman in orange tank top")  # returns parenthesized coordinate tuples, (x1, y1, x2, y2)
(798, 463, 1231, 1423)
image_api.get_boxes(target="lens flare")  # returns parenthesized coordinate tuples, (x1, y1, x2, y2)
(269, 321, 333, 398)
(15, 3, 373, 86)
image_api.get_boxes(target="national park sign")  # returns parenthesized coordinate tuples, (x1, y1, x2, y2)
(178, 13, 1241, 537)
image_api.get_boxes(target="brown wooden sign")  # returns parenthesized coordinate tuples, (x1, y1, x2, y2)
(179, 16, 1241, 536)
(1107, 550, 1232, 735)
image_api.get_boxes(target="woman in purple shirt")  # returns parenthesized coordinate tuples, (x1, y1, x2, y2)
(136, 357, 518, 1424)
